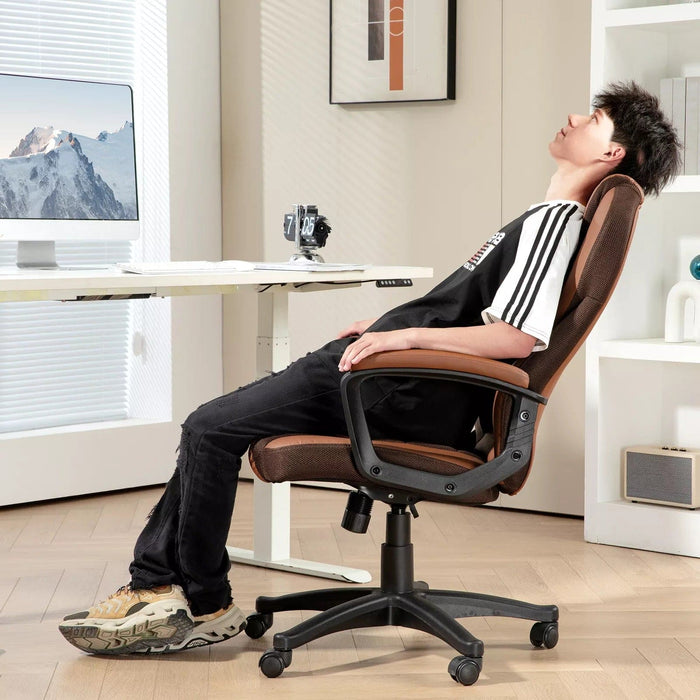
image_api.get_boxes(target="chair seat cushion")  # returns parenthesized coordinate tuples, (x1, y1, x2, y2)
(249, 435, 499, 504)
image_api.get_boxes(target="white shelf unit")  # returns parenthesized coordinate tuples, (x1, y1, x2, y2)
(586, 0, 700, 557)
(599, 337, 700, 362)
(665, 174, 700, 192)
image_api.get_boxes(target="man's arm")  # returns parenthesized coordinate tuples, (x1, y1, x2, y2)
(337, 322, 536, 372)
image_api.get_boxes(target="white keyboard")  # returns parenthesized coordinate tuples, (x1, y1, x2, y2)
(117, 260, 256, 274)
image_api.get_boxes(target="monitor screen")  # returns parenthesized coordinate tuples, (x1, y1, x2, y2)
(0, 73, 139, 267)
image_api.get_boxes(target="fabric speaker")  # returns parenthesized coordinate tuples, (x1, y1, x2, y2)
(624, 446, 700, 509)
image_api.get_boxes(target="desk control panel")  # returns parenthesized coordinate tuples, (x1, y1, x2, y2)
(376, 278, 413, 288)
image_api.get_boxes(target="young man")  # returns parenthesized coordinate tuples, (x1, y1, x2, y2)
(59, 81, 681, 655)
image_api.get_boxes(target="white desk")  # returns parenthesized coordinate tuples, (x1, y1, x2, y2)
(0, 264, 432, 583)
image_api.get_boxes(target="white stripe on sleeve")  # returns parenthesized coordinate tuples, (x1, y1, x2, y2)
(481, 201, 583, 351)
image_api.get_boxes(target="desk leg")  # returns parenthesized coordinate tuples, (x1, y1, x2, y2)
(227, 290, 371, 584)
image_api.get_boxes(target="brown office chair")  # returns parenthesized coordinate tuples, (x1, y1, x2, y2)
(244, 174, 644, 686)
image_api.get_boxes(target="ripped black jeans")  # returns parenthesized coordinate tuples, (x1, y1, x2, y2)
(129, 345, 352, 615)
(128, 339, 486, 616)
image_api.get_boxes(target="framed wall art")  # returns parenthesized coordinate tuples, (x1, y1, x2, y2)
(330, 0, 456, 104)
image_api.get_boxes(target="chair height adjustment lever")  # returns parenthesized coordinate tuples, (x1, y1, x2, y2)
(408, 502, 419, 519)
(342, 491, 375, 533)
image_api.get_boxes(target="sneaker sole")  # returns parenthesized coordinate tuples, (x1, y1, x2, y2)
(59, 601, 194, 655)
(133, 605, 247, 654)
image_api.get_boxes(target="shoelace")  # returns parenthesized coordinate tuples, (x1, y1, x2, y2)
(108, 584, 135, 600)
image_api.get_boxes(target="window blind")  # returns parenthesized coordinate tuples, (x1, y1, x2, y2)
(0, 0, 169, 434)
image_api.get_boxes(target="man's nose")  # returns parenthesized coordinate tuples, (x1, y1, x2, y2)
(568, 113, 583, 127)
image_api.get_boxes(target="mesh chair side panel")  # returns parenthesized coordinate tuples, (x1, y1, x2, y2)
(251, 441, 360, 483)
(576, 182, 643, 304)
(496, 297, 602, 493)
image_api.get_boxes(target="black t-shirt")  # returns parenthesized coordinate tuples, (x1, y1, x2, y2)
(367, 200, 583, 350)
(317, 200, 584, 448)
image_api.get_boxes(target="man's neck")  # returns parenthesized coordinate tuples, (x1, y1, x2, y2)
(546, 165, 608, 206)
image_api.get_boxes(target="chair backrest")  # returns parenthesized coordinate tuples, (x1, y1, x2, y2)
(493, 173, 644, 495)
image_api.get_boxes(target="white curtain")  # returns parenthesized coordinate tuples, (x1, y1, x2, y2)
(0, 0, 170, 433)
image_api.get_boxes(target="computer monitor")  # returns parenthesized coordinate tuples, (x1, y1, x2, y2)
(0, 73, 139, 268)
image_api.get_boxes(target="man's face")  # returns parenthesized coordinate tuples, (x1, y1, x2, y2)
(549, 108, 621, 167)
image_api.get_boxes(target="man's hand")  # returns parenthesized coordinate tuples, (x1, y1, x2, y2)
(336, 318, 378, 339)
(338, 329, 414, 372)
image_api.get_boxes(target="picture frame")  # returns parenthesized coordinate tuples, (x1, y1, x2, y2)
(330, 0, 456, 105)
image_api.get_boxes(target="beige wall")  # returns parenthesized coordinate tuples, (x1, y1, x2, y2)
(168, 0, 223, 428)
(220, 0, 591, 515)
(220, 0, 263, 394)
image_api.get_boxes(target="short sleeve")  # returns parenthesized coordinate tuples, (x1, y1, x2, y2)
(481, 202, 583, 351)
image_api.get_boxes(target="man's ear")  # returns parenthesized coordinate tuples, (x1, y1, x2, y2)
(602, 142, 626, 165)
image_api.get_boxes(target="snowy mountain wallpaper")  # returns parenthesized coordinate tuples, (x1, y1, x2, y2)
(0, 74, 137, 220)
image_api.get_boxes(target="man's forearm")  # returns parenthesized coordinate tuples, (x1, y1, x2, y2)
(338, 321, 536, 371)
(407, 322, 536, 359)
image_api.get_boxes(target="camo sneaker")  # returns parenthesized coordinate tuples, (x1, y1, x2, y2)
(133, 601, 247, 654)
(59, 584, 194, 655)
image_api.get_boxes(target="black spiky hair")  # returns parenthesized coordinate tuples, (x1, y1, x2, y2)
(593, 81, 682, 196)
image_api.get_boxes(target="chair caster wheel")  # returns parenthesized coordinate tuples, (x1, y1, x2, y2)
(259, 648, 292, 678)
(530, 621, 558, 649)
(245, 612, 273, 639)
(448, 656, 482, 686)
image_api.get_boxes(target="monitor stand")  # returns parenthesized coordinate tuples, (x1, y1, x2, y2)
(16, 241, 59, 269)
(15, 241, 111, 271)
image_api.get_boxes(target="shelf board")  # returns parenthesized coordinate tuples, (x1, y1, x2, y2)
(664, 175, 700, 194)
(586, 499, 700, 557)
(606, 4, 700, 30)
(598, 337, 700, 362)
(604, 498, 700, 515)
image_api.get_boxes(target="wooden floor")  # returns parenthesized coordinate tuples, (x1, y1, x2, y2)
(1, 481, 700, 699)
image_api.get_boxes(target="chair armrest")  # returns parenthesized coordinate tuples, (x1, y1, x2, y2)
(353, 349, 530, 389)
(340, 349, 546, 500)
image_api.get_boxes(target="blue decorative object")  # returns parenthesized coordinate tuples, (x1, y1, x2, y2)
(691, 254, 700, 280)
